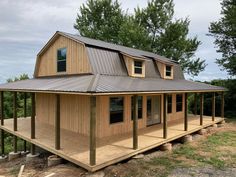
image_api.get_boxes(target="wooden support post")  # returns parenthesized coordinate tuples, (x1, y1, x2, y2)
(200, 93, 204, 126)
(24, 93, 27, 118)
(0, 129, 4, 156)
(163, 94, 167, 139)
(184, 93, 188, 131)
(90, 96, 96, 166)
(194, 93, 197, 116)
(31, 144, 35, 155)
(13, 135, 17, 153)
(23, 140, 27, 152)
(13, 92, 17, 131)
(212, 92, 215, 121)
(31, 93, 35, 139)
(55, 94, 60, 150)
(133, 95, 138, 150)
(0, 91, 3, 126)
(221, 92, 224, 118)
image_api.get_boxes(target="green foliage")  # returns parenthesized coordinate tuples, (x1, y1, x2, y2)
(74, 0, 206, 76)
(209, 0, 236, 76)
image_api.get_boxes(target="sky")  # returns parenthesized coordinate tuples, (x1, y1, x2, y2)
(0, 0, 228, 83)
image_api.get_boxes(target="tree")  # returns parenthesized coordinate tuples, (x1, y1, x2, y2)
(209, 0, 236, 76)
(74, 0, 206, 76)
(74, 0, 125, 43)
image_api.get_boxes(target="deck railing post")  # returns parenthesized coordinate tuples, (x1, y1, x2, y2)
(194, 93, 197, 116)
(23, 92, 27, 152)
(200, 93, 204, 125)
(55, 94, 60, 150)
(133, 95, 138, 150)
(0, 91, 4, 126)
(184, 93, 188, 131)
(31, 93, 35, 139)
(0, 129, 4, 156)
(212, 92, 215, 121)
(163, 93, 167, 139)
(13, 92, 17, 131)
(221, 92, 224, 119)
(90, 96, 96, 166)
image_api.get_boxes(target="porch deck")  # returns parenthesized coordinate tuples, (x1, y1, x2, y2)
(0, 115, 223, 171)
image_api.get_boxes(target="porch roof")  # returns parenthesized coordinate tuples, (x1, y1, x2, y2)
(0, 74, 226, 94)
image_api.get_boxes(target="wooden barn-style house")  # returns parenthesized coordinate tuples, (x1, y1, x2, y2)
(0, 31, 225, 171)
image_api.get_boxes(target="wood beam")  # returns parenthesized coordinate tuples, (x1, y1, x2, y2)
(55, 94, 60, 150)
(90, 96, 96, 166)
(0, 91, 3, 126)
(163, 93, 167, 139)
(133, 95, 138, 150)
(194, 93, 197, 116)
(212, 92, 215, 121)
(24, 92, 27, 118)
(221, 92, 224, 118)
(31, 93, 35, 139)
(13, 135, 17, 153)
(184, 93, 188, 131)
(200, 93, 204, 126)
(13, 92, 17, 131)
(0, 129, 4, 156)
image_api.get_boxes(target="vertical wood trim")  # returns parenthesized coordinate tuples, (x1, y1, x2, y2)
(184, 93, 188, 131)
(90, 96, 96, 166)
(163, 93, 167, 139)
(55, 94, 60, 150)
(13, 135, 17, 153)
(200, 93, 204, 126)
(0, 129, 4, 155)
(13, 92, 17, 131)
(194, 93, 197, 116)
(133, 95, 138, 150)
(31, 93, 35, 139)
(0, 91, 3, 126)
(221, 92, 224, 118)
(24, 93, 27, 118)
(212, 92, 215, 121)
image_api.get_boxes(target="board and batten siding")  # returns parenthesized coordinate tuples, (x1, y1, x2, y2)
(36, 35, 92, 77)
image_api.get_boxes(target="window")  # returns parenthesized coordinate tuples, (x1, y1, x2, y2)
(165, 65, 172, 77)
(131, 96, 143, 120)
(167, 95, 172, 113)
(57, 48, 67, 72)
(134, 60, 143, 74)
(110, 97, 124, 124)
(176, 94, 183, 112)
(147, 96, 152, 118)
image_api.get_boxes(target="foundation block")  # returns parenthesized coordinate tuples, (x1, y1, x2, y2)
(48, 155, 63, 167)
(182, 135, 193, 143)
(160, 143, 172, 151)
(26, 153, 40, 163)
(8, 152, 21, 161)
(198, 128, 207, 135)
(212, 124, 218, 128)
(0, 155, 8, 163)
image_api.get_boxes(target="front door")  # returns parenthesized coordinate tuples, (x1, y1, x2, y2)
(146, 96, 161, 126)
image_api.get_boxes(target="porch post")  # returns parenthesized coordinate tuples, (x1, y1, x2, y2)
(163, 93, 167, 139)
(0, 129, 4, 156)
(55, 94, 60, 150)
(133, 95, 138, 150)
(31, 93, 36, 155)
(90, 96, 96, 166)
(184, 93, 188, 131)
(23, 92, 27, 152)
(13, 135, 17, 153)
(200, 93, 204, 125)
(0, 91, 3, 126)
(221, 92, 224, 118)
(212, 92, 215, 121)
(194, 93, 197, 116)
(13, 92, 17, 131)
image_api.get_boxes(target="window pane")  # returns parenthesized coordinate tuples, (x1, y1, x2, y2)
(176, 94, 183, 112)
(147, 97, 152, 117)
(134, 61, 142, 67)
(57, 61, 66, 72)
(134, 60, 143, 74)
(165, 65, 172, 77)
(110, 97, 124, 124)
(131, 96, 143, 120)
(57, 48, 67, 72)
(167, 95, 172, 113)
(134, 67, 142, 74)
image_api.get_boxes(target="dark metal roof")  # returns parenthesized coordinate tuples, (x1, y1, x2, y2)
(60, 31, 175, 64)
(0, 75, 226, 93)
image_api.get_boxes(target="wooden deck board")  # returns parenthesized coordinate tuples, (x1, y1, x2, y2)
(0, 115, 223, 171)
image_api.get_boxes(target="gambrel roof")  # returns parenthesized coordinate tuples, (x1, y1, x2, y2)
(0, 31, 225, 94)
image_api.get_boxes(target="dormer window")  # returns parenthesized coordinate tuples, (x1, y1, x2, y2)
(165, 65, 172, 77)
(57, 48, 67, 72)
(134, 60, 143, 74)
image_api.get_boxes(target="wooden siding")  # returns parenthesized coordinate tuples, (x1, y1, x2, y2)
(36, 35, 92, 77)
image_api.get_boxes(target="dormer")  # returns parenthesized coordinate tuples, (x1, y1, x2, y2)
(122, 53, 146, 78)
(155, 60, 174, 79)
